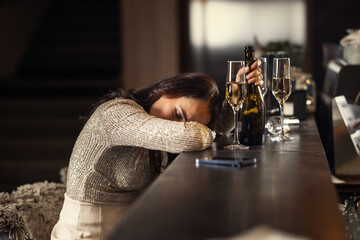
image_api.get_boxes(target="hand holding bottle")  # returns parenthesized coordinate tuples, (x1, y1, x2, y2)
(245, 59, 264, 86)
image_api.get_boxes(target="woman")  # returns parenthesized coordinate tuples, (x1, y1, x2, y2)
(51, 62, 263, 240)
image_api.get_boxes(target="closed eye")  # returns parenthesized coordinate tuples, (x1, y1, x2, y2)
(174, 105, 187, 122)
(174, 108, 181, 120)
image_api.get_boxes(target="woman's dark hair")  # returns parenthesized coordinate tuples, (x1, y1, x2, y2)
(83, 72, 220, 128)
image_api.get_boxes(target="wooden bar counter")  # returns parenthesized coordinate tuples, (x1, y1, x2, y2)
(108, 116, 348, 240)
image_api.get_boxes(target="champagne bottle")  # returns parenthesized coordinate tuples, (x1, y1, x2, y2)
(239, 46, 266, 145)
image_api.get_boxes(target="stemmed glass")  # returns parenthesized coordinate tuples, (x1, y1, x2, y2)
(259, 57, 268, 97)
(271, 58, 294, 141)
(224, 61, 249, 150)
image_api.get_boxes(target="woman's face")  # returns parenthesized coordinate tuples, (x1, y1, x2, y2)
(149, 96, 211, 126)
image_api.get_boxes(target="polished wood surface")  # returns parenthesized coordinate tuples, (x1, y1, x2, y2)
(109, 117, 347, 240)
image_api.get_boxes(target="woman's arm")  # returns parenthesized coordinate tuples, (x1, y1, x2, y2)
(98, 99, 214, 153)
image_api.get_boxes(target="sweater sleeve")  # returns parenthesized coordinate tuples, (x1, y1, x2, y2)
(96, 99, 214, 153)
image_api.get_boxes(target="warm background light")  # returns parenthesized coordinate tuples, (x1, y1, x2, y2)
(190, 0, 306, 49)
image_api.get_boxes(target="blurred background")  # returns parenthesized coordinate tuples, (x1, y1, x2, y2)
(0, 0, 358, 192)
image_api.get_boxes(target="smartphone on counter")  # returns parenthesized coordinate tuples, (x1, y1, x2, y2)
(195, 157, 257, 168)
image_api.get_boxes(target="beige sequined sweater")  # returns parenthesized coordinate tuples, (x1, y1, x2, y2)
(66, 98, 215, 206)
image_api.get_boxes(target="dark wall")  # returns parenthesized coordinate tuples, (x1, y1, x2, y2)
(311, 0, 360, 93)
(0, 0, 49, 79)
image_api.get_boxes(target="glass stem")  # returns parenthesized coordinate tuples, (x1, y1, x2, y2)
(279, 102, 285, 138)
(233, 108, 239, 144)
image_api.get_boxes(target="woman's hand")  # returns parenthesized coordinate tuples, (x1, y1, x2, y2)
(246, 59, 263, 86)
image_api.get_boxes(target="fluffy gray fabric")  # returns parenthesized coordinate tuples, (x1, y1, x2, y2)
(0, 181, 66, 240)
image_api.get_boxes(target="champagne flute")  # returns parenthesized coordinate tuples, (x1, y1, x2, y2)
(271, 58, 294, 141)
(224, 61, 249, 150)
(259, 57, 268, 97)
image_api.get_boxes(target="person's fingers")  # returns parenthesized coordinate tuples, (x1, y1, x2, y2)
(235, 67, 248, 82)
(255, 79, 264, 86)
(246, 69, 262, 80)
(251, 59, 261, 70)
(242, 59, 264, 86)
(239, 67, 249, 75)
(247, 73, 264, 86)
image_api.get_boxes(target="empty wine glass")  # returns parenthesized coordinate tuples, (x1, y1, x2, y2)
(224, 61, 249, 150)
(266, 116, 299, 135)
(265, 116, 290, 135)
(271, 58, 294, 141)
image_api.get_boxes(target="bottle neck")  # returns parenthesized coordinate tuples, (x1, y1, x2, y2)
(244, 46, 256, 92)
(244, 46, 255, 68)
(245, 51, 255, 68)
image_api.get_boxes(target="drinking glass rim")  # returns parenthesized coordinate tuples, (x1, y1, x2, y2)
(227, 60, 245, 63)
(273, 57, 290, 60)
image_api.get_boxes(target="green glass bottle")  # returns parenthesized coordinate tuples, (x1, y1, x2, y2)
(239, 46, 265, 145)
